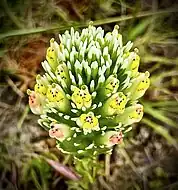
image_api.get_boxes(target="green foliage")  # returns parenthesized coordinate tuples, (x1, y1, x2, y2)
(68, 157, 103, 190)
(22, 158, 52, 190)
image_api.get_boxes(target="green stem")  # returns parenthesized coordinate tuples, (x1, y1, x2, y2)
(105, 154, 110, 178)
(68, 157, 100, 190)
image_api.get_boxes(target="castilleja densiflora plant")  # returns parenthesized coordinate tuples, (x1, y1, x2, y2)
(27, 23, 150, 188)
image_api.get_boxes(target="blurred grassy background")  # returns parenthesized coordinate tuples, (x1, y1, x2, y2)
(0, 0, 178, 189)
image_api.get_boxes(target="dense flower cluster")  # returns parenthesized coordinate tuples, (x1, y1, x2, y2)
(28, 24, 150, 157)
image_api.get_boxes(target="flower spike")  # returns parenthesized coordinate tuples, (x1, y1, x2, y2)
(28, 24, 150, 162)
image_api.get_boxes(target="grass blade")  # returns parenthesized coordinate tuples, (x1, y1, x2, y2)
(142, 118, 177, 149)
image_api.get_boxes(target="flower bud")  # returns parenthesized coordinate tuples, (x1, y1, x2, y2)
(123, 51, 140, 77)
(101, 75, 119, 97)
(49, 123, 71, 141)
(46, 38, 60, 71)
(125, 71, 150, 100)
(130, 53, 140, 77)
(46, 84, 70, 112)
(71, 85, 92, 109)
(114, 104, 143, 126)
(34, 75, 48, 96)
(27, 90, 44, 115)
(101, 92, 127, 116)
(99, 131, 123, 147)
(76, 112, 99, 134)
(55, 63, 70, 87)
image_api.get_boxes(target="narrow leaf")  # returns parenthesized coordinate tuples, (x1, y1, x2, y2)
(45, 159, 81, 181)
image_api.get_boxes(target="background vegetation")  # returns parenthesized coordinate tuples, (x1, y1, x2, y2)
(0, 0, 178, 189)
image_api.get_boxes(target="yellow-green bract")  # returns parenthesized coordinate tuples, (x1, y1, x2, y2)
(28, 24, 150, 157)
